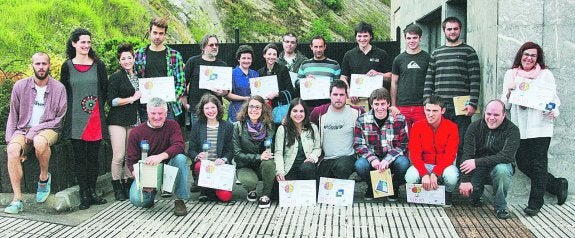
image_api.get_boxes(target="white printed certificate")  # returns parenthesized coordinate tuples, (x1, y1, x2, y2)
(139, 77, 176, 103)
(317, 177, 355, 206)
(197, 160, 236, 191)
(406, 184, 445, 205)
(199, 65, 233, 90)
(278, 180, 317, 207)
(299, 76, 331, 100)
(349, 74, 384, 98)
(508, 76, 555, 111)
(250, 75, 279, 98)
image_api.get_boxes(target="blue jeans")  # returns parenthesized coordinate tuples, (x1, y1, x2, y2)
(470, 163, 513, 210)
(355, 155, 410, 190)
(130, 154, 190, 207)
(404, 164, 459, 192)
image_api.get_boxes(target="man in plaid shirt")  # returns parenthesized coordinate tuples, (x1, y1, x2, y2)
(353, 88, 409, 201)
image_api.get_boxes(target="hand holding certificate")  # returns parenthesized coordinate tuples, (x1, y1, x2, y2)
(250, 75, 279, 98)
(197, 160, 236, 191)
(349, 74, 384, 98)
(508, 76, 556, 111)
(139, 77, 176, 103)
(199, 65, 233, 91)
(406, 184, 446, 205)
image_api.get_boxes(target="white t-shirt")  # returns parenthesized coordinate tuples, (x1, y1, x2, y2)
(321, 106, 356, 159)
(28, 84, 47, 127)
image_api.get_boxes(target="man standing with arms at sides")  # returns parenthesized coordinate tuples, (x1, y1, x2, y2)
(310, 80, 364, 180)
(183, 34, 228, 126)
(405, 95, 459, 206)
(423, 16, 480, 166)
(353, 88, 409, 201)
(297, 35, 341, 110)
(4, 52, 67, 214)
(134, 17, 186, 121)
(277, 32, 308, 86)
(459, 100, 520, 220)
(183, 34, 228, 192)
(389, 24, 430, 131)
(340, 22, 392, 104)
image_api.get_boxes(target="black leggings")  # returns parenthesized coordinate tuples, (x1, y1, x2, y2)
(72, 139, 101, 191)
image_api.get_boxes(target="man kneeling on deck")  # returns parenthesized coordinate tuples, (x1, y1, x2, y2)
(459, 99, 520, 219)
(126, 97, 189, 216)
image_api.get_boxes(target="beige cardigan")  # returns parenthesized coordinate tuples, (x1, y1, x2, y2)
(274, 124, 322, 175)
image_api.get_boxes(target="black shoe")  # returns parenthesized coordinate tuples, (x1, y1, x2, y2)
(190, 184, 200, 193)
(496, 209, 511, 219)
(123, 178, 134, 199)
(89, 188, 107, 205)
(557, 178, 568, 205)
(258, 196, 271, 209)
(247, 191, 257, 202)
(79, 189, 91, 210)
(443, 192, 453, 207)
(161, 191, 173, 198)
(470, 198, 482, 207)
(198, 195, 209, 202)
(364, 187, 374, 201)
(524, 207, 539, 216)
(174, 199, 187, 216)
(112, 180, 127, 201)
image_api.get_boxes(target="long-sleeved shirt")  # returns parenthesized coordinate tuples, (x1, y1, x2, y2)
(460, 118, 520, 182)
(5, 76, 67, 142)
(408, 118, 459, 177)
(353, 110, 408, 164)
(126, 119, 185, 173)
(423, 43, 480, 108)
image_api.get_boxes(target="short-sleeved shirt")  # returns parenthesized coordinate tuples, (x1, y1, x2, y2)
(321, 106, 356, 159)
(341, 46, 391, 89)
(391, 50, 430, 106)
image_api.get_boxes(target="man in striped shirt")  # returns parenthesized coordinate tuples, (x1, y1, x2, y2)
(423, 16, 481, 166)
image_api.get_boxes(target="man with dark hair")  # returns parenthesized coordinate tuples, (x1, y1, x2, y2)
(405, 95, 459, 206)
(126, 98, 189, 216)
(297, 35, 341, 110)
(340, 22, 392, 103)
(459, 100, 519, 219)
(310, 80, 364, 179)
(389, 24, 430, 131)
(134, 16, 186, 121)
(423, 16, 481, 166)
(4, 52, 67, 214)
(353, 87, 409, 201)
(277, 32, 307, 74)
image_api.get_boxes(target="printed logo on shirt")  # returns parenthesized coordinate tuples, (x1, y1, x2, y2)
(34, 100, 45, 107)
(369, 58, 380, 63)
(407, 61, 421, 69)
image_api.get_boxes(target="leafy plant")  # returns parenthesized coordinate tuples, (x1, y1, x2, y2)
(0, 79, 15, 144)
(323, 0, 343, 10)
(306, 17, 333, 42)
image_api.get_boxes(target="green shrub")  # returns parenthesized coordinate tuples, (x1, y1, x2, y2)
(306, 17, 333, 42)
(323, 0, 343, 10)
(95, 37, 148, 73)
(0, 79, 14, 144)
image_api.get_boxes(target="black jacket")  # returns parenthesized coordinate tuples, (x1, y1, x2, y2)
(107, 70, 139, 126)
(188, 119, 234, 164)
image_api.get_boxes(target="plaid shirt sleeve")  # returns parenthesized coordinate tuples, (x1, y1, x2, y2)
(385, 115, 408, 163)
(166, 48, 185, 99)
(353, 114, 380, 163)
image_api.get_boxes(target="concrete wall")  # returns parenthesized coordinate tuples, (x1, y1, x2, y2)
(391, 0, 574, 199)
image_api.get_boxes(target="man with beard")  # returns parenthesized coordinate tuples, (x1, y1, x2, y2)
(423, 16, 480, 166)
(353, 88, 409, 201)
(134, 17, 186, 121)
(4, 52, 67, 214)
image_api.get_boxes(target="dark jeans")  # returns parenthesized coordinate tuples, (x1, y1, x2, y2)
(317, 155, 356, 179)
(355, 155, 410, 192)
(470, 164, 514, 210)
(516, 137, 561, 209)
(71, 139, 101, 192)
(443, 103, 471, 167)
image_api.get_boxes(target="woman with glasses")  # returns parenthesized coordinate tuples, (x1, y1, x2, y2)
(233, 96, 276, 208)
(107, 43, 141, 201)
(501, 42, 567, 216)
(226, 45, 259, 123)
(188, 94, 234, 202)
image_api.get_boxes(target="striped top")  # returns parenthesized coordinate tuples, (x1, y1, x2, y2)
(206, 125, 219, 160)
(297, 58, 341, 80)
(423, 43, 480, 108)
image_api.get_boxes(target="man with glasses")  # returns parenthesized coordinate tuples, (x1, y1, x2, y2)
(134, 17, 185, 121)
(183, 34, 228, 192)
(423, 16, 481, 167)
(277, 32, 307, 74)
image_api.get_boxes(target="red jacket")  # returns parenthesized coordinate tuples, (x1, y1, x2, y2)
(408, 118, 459, 177)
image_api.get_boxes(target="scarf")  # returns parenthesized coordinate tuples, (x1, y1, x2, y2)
(246, 120, 267, 141)
(513, 63, 542, 79)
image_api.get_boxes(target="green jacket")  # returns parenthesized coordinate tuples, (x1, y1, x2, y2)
(233, 122, 275, 168)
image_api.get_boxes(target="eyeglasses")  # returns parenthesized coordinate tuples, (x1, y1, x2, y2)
(208, 43, 219, 47)
(248, 105, 262, 110)
(522, 52, 537, 58)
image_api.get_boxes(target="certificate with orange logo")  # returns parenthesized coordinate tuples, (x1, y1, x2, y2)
(249, 75, 279, 98)
(509, 76, 555, 111)
(299, 76, 331, 100)
(317, 177, 355, 206)
(197, 160, 236, 191)
(139, 76, 176, 103)
(199, 65, 233, 91)
(349, 74, 384, 98)
(406, 184, 445, 205)
(278, 180, 316, 207)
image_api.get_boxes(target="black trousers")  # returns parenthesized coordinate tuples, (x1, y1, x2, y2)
(516, 137, 561, 209)
(72, 139, 101, 192)
(443, 103, 471, 167)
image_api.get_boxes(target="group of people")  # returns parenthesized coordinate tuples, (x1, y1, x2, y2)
(4, 16, 567, 221)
